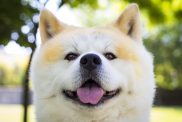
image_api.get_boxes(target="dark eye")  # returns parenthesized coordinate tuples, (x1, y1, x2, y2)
(104, 52, 117, 60)
(65, 53, 79, 61)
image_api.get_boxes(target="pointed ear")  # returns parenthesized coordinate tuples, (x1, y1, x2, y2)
(114, 4, 142, 42)
(39, 9, 65, 44)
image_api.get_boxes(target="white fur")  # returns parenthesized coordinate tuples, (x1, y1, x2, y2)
(30, 4, 155, 122)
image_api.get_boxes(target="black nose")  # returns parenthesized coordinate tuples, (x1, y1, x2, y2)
(80, 54, 102, 71)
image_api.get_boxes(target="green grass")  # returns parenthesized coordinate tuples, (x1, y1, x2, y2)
(0, 105, 182, 122)
(0, 105, 35, 122)
(151, 106, 182, 122)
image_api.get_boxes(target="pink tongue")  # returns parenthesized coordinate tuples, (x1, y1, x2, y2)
(77, 86, 104, 105)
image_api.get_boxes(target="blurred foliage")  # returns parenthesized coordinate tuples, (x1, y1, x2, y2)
(0, 59, 28, 86)
(63, 0, 99, 9)
(0, 0, 182, 90)
(0, 0, 99, 48)
(0, 0, 38, 48)
(144, 23, 182, 90)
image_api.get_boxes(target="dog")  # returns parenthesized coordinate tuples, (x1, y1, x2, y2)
(30, 3, 155, 122)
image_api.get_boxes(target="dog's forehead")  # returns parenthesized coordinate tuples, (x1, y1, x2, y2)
(59, 28, 119, 52)
(63, 29, 113, 43)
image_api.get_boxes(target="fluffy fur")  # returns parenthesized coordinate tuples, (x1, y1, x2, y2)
(30, 3, 155, 122)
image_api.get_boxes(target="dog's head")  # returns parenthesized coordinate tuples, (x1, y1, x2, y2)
(30, 4, 155, 118)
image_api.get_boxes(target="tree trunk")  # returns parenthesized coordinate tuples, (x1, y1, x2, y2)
(22, 22, 37, 122)
(22, 49, 35, 122)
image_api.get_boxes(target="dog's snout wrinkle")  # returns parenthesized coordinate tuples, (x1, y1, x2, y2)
(80, 54, 102, 71)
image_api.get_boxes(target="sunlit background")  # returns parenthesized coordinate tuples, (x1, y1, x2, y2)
(0, 0, 182, 122)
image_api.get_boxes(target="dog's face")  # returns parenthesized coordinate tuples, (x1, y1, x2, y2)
(30, 4, 155, 120)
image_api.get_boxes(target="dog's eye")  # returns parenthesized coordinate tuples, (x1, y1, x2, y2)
(104, 52, 117, 60)
(65, 53, 79, 61)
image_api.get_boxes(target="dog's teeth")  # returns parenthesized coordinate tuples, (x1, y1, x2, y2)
(107, 91, 116, 96)
(66, 91, 74, 97)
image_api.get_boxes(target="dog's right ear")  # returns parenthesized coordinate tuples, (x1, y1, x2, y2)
(39, 9, 65, 44)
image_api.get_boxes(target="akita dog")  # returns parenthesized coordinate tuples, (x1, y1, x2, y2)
(30, 3, 155, 122)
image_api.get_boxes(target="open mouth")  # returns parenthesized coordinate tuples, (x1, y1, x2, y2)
(63, 79, 120, 106)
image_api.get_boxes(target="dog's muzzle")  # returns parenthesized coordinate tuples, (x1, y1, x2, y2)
(62, 53, 121, 106)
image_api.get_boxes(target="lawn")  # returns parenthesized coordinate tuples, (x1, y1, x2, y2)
(0, 105, 182, 122)
(151, 106, 182, 122)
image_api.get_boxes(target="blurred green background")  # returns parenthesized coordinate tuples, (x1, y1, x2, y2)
(0, 0, 182, 122)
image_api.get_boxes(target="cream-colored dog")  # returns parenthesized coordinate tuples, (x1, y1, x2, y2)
(30, 3, 155, 122)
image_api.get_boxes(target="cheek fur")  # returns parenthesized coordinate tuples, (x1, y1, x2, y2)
(40, 40, 64, 64)
(115, 41, 138, 62)
(115, 41, 143, 78)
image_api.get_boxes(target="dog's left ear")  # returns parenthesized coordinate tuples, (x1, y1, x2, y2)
(114, 4, 142, 42)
